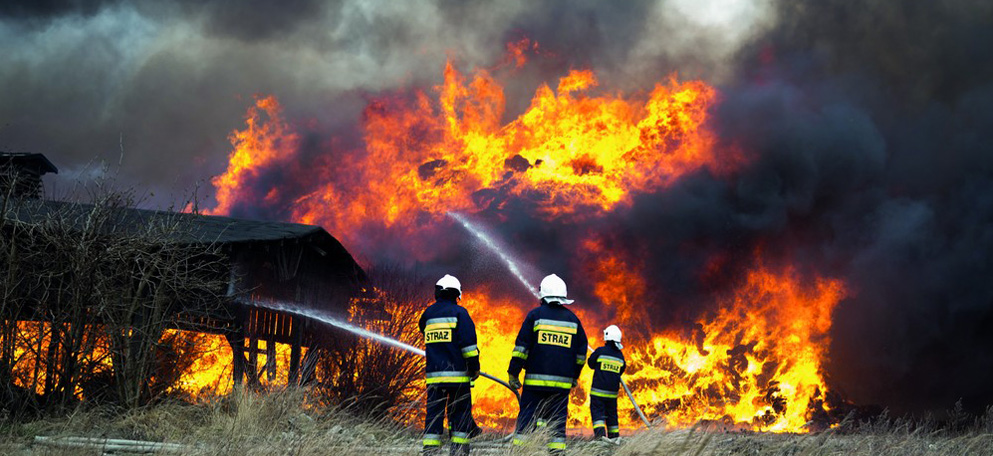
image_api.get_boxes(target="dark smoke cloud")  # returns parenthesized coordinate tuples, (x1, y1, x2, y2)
(710, 0, 993, 414)
(0, 0, 119, 20)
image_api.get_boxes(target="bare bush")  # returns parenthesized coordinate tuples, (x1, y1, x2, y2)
(311, 266, 428, 422)
(0, 179, 228, 414)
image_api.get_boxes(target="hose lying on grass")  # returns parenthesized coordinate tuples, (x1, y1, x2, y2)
(34, 436, 193, 454)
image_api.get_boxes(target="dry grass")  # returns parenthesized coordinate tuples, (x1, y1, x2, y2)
(2, 388, 991, 455)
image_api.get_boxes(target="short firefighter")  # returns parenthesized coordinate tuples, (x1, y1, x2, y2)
(418, 274, 480, 456)
(508, 274, 588, 453)
(588, 325, 626, 440)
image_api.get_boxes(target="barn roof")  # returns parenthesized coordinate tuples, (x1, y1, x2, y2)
(0, 153, 59, 175)
(2, 199, 329, 245)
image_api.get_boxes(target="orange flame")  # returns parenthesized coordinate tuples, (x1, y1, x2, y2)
(203, 44, 847, 433)
(205, 95, 299, 217)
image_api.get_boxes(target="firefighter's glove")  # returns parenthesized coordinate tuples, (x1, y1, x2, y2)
(572, 379, 578, 389)
(471, 370, 480, 382)
(508, 374, 522, 390)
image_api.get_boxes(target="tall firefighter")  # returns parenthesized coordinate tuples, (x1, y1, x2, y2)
(588, 325, 626, 440)
(507, 274, 589, 454)
(418, 275, 480, 456)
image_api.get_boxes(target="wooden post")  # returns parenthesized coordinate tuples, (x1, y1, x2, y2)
(247, 309, 259, 386)
(265, 312, 276, 383)
(288, 281, 303, 385)
(226, 326, 245, 386)
(288, 315, 302, 385)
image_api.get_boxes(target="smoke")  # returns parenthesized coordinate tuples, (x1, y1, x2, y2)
(711, 0, 993, 414)
(0, 0, 769, 201)
(2, 0, 992, 416)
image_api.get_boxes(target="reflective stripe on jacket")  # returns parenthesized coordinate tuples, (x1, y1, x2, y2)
(508, 302, 588, 391)
(588, 343, 625, 396)
(419, 299, 480, 386)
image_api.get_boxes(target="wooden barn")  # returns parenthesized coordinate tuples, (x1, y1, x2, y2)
(0, 152, 368, 396)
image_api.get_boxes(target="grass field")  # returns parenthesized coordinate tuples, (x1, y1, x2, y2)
(2, 388, 991, 455)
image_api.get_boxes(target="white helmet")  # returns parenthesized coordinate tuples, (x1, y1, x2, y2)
(435, 274, 462, 297)
(603, 325, 623, 349)
(538, 274, 574, 305)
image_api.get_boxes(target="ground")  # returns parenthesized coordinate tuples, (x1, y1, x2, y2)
(2, 390, 991, 455)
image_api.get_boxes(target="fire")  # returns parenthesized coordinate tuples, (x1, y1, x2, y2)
(204, 95, 298, 217)
(621, 264, 844, 432)
(3, 324, 299, 401)
(162, 330, 304, 400)
(274, 53, 731, 250)
(204, 41, 847, 433)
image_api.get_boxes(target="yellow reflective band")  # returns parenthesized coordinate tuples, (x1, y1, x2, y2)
(608, 427, 620, 432)
(536, 419, 547, 428)
(426, 376, 470, 384)
(512, 350, 528, 359)
(424, 322, 457, 331)
(512, 438, 524, 446)
(523, 379, 572, 389)
(423, 439, 442, 446)
(548, 442, 567, 449)
(462, 349, 479, 358)
(451, 436, 470, 444)
(533, 324, 577, 334)
(590, 390, 619, 398)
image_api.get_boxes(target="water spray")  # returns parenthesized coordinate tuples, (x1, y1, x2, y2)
(448, 212, 539, 298)
(449, 211, 653, 428)
(247, 300, 521, 402)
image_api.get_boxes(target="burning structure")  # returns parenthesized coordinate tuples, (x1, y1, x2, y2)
(0, 152, 367, 409)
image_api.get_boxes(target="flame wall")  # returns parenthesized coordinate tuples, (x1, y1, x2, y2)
(201, 44, 854, 432)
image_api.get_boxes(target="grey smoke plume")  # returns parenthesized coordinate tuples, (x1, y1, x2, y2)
(0, 0, 767, 201)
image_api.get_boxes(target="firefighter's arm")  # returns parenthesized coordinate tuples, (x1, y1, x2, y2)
(587, 348, 600, 370)
(508, 311, 535, 377)
(458, 310, 481, 376)
(572, 321, 588, 380)
(418, 311, 427, 333)
(620, 358, 627, 375)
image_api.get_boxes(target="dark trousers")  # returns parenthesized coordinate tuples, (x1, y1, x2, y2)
(590, 396, 619, 438)
(424, 385, 473, 455)
(514, 388, 569, 452)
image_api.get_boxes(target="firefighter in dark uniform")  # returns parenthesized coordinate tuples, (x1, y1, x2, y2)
(418, 274, 480, 456)
(507, 274, 588, 454)
(588, 325, 626, 440)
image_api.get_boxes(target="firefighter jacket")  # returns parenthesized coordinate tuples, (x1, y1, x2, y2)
(419, 298, 480, 387)
(588, 342, 626, 399)
(508, 302, 588, 391)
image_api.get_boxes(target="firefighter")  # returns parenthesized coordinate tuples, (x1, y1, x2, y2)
(588, 325, 626, 440)
(418, 274, 480, 456)
(507, 274, 588, 454)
